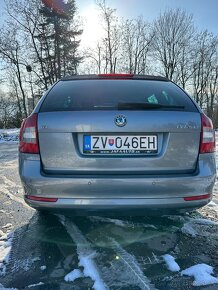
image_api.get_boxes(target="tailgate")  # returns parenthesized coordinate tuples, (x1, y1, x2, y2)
(38, 111, 201, 175)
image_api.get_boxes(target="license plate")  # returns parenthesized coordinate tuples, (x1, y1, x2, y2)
(83, 135, 158, 154)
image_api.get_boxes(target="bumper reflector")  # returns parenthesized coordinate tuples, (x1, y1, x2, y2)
(25, 195, 58, 202)
(184, 193, 211, 201)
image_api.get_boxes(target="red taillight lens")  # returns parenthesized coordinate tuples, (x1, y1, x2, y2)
(19, 113, 39, 154)
(25, 195, 58, 202)
(199, 113, 216, 154)
(184, 193, 211, 201)
(98, 73, 133, 79)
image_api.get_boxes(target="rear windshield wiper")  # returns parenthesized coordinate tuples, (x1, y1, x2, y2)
(117, 102, 185, 110)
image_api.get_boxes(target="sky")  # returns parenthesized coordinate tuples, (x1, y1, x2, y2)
(0, 1, 217, 44)
(77, 0, 218, 46)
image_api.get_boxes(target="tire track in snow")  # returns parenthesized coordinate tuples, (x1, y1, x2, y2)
(88, 216, 158, 289)
(108, 237, 157, 290)
(60, 216, 157, 290)
(58, 215, 108, 290)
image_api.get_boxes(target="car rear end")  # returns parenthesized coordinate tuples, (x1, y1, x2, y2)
(19, 74, 216, 215)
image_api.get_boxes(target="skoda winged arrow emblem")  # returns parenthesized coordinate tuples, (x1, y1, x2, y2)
(115, 115, 127, 127)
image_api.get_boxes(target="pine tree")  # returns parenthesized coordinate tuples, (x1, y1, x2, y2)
(37, 0, 82, 82)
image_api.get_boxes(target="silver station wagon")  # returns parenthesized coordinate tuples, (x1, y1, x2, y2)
(19, 74, 216, 214)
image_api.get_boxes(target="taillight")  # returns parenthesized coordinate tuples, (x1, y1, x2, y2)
(25, 195, 58, 202)
(19, 113, 39, 154)
(184, 193, 211, 201)
(98, 73, 133, 79)
(199, 113, 216, 154)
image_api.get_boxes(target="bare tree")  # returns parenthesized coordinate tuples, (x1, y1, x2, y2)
(83, 42, 103, 74)
(192, 31, 218, 109)
(206, 66, 218, 120)
(8, 71, 24, 120)
(174, 41, 195, 89)
(0, 90, 17, 128)
(152, 9, 195, 80)
(0, 24, 28, 117)
(96, 0, 121, 73)
(5, 0, 51, 89)
(121, 17, 154, 74)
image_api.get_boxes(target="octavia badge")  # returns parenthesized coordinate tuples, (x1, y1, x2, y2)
(115, 115, 127, 127)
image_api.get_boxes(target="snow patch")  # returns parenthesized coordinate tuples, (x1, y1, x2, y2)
(2, 224, 12, 230)
(89, 216, 157, 229)
(0, 232, 13, 275)
(181, 222, 197, 237)
(59, 215, 107, 290)
(208, 200, 217, 207)
(0, 283, 17, 290)
(0, 231, 5, 237)
(12, 257, 41, 272)
(89, 216, 127, 227)
(32, 257, 40, 263)
(0, 129, 19, 143)
(181, 263, 218, 286)
(27, 282, 44, 288)
(78, 252, 107, 289)
(181, 218, 218, 237)
(162, 254, 180, 272)
(40, 265, 46, 271)
(165, 215, 186, 223)
(64, 269, 83, 282)
(192, 218, 218, 225)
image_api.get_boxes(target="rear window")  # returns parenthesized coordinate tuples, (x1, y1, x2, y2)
(40, 79, 198, 112)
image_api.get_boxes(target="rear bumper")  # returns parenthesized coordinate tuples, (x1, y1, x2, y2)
(19, 153, 216, 214)
(24, 195, 213, 215)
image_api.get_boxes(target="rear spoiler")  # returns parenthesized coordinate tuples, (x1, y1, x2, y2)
(61, 74, 169, 82)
